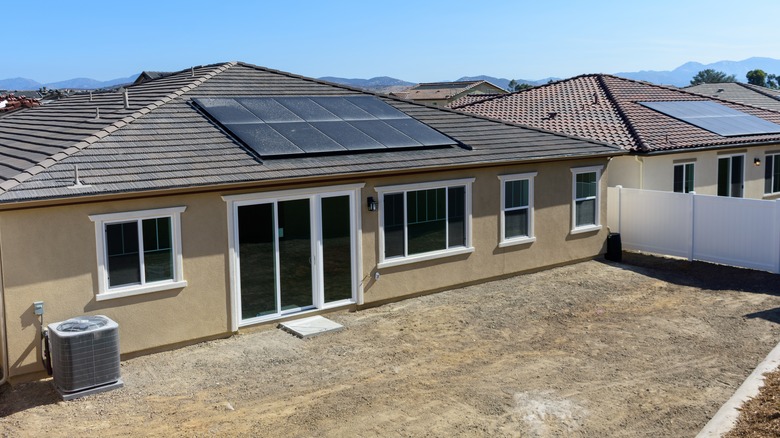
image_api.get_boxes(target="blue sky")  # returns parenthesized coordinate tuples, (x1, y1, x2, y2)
(5, 0, 780, 83)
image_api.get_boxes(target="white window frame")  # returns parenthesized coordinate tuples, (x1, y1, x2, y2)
(717, 153, 745, 198)
(765, 153, 780, 195)
(498, 172, 537, 247)
(570, 166, 603, 234)
(673, 162, 695, 193)
(90, 206, 187, 301)
(375, 178, 475, 269)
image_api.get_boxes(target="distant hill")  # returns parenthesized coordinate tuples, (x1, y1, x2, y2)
(0, 74, 138, 91)
(615, 57, 780, 87)
(319, 76, 414, 93)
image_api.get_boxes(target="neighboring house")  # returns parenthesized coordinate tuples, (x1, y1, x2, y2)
(454, 74, 780, 200)
(392, 80, 506, 107)
(0, 62, 622, 383)
(685, 82, 780, 112)
(447, 93, 502, 108)
(132, 70, 175, 85)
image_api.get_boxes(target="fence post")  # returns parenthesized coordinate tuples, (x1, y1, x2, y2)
(689, 191, 696, 262)
(776, 199, 780, 274)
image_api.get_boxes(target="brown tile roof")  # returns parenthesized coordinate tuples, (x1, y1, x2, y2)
(455, 74, 780, 152)
(684, 82, 780, 112)
(0, 63, 621, 204)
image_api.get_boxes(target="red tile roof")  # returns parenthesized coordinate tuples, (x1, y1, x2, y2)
(454, 74, 780, 152)
(0, 94, 40, 113)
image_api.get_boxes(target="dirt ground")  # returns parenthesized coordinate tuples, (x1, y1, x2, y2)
(2, 252, 780, 437)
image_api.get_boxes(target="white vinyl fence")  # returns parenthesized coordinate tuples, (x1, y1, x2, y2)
(608, 186, 780, 273)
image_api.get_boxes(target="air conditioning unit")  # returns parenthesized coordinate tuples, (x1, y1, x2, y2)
(48, 315, 123, 400)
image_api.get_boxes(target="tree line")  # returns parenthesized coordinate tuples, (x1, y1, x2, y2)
(690, 68, 780, 88)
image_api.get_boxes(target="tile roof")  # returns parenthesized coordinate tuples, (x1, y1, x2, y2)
(0, 62, 621, 204)
(446, 93, 502, 108)
(394, 80, 505, 101)
(684, 82, 780, 112)
(454, 74, 780, 153)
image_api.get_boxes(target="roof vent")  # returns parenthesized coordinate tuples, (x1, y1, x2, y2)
(94, 107, 100, 120)
(68, 165, 92, 189)
(717, 88, 725, 93)
(89, 92, 93, 102)
(191, 67, 195, 77)
(593, 93, 599, 104)
(123, 89, 130, 109)
(546, 111, 558, 120)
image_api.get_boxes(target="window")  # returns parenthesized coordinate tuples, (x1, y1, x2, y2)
(90, 206, 186, 300)
(765, 153, 780, 194)
(673, 163, 694, 193)
(571, 166, 602, 234)
(717, 154, 744, 197)
(376, 178, 474, 267)
(499, 172, 536, 246)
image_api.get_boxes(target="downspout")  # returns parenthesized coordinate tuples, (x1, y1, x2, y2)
(635, 156, 644, 189)
(0, 226, 8, 386)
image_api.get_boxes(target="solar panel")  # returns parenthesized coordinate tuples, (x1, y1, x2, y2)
(639, 101, 780, 137)
(193, 96, 456, 158)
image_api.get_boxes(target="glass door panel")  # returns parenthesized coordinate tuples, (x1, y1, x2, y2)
(278, 199, 313, 312)
(321, 195, 352, 303)
(238, 204, 277, 319)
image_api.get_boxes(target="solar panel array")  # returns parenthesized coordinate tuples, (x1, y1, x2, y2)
(639, 101, 780, 137)
(192, 96, 455, 158)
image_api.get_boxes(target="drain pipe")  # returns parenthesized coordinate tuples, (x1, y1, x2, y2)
(0, 233, 8, 386)
(635, 156, 645, 189)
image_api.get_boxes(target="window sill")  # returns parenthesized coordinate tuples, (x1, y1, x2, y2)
(378, 246, 474, 269)
(570, 224, 602, 235)
(96, 280, 188, 301)
(499, 236, 536, 248)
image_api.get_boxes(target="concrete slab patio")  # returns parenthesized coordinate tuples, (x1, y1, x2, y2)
(2, 253, 780, 437)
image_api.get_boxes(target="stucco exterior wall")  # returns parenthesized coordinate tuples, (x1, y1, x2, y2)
(607, 144, 780, 200)
(0, 193, 232, 379)
(1, 156, 610, 380)
(360, 158, 610, 303)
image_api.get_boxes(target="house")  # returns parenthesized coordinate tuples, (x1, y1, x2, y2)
(453, 74, 780, 200)
(0, 62, 622, 383)
(392, 80, 506, 107)
(132, 71, 175, 85)
(685, 82, 780, 112)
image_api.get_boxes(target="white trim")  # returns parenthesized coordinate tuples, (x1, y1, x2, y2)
(673, 162, 695, 194)
(717, 154, 746, 198)
(90, 206, 186, 298)
(570, 166, 603, 233)
(95, 280, 188, 301)
(498, 172, 536, 246)
(225, 186, 361, 328)
(375, 178, 475, 267)
(378, 246, 475, 269)
(764, 153, 780, 195)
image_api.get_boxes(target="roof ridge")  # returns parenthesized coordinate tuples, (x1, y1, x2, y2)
(595, 75, 646, 151)
(0, 62, 237, 194)
(738, 82, 780, 101)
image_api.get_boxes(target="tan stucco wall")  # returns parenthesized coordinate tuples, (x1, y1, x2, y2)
(608, 145, 780, 200)
(1, 156, 610, 380)
(360, 158, 610, 303)
(0, 193, 232, 378)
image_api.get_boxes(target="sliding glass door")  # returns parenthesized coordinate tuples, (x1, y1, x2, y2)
(234, 190, 356, 325)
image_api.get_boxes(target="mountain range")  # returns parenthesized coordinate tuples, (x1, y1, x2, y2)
(2, 57, 779, 93)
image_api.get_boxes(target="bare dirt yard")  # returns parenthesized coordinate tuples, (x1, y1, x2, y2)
(2, 252, 780, 437)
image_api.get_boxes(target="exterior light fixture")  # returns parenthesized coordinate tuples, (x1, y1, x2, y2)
(367, 196, 378, 212)
(755, 157, 761, 166)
